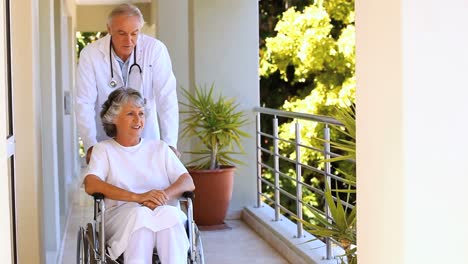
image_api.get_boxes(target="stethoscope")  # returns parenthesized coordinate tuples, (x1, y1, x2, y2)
(108, 38, 142, 88)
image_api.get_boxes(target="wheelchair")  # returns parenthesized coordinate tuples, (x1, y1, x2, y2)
(76, 191, 205, 264)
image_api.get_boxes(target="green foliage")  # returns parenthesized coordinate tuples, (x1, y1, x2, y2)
(76, 31, 104, 57)
(260, 0, 355, 177)
(304, 104, 357, 263)
(259, 0, 315, 49)
(260, 0, 355, 182)
(260, 3, 355, 86)
(75, 32, 105, 159)
(180, 84, 249, 170)
(259, 1, 356, 261)
(302, 183, 356, 264)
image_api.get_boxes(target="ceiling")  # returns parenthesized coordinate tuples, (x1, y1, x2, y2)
(76, 0, 150, 5)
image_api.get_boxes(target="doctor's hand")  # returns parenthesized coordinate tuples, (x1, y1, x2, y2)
(86, 146, 94, 164)
(169, 146, 181, 159)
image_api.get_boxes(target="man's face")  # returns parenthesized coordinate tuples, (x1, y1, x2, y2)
(107, 15, 141, 61)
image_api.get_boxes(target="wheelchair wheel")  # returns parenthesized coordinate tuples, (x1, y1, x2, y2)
(77, 227, 89, 264)
(85, 223, 98, 264)
(189, 225, 205, 264)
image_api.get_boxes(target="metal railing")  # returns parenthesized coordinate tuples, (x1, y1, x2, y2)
(254, 107, 356, 260)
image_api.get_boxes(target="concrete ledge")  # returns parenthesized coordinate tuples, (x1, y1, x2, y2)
(242, 204, 342, 264)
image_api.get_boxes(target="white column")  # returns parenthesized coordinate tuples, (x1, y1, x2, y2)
(39, 0, 61, 262)
(0, 0, 13, 261)
(11, 0, 43, 261)
(156, 0, 193, 163)
(192, 0, 259, 214)
(357, 0, 468, 263)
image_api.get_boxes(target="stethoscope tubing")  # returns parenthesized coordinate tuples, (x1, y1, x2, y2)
(109, 37, 142, 88)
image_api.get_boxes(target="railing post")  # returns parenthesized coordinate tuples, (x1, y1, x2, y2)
(324, 124, 332, 260)
(273, 116, 280, 221)
(295, 120, 303, 238)
(256, 112, 262, 208)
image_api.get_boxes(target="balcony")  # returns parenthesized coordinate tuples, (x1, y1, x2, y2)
(60, 107, 353, 264)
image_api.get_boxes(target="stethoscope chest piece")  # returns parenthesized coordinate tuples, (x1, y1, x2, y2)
(109, 79, 117, 88)
(109, 37, 142, 90)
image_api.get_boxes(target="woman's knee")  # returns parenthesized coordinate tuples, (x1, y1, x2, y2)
(124, 228, 155, 263)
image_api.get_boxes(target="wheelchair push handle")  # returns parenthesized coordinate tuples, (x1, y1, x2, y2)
(182, 191, 195, 200)
(91, 191, 194, 203)
(92, 192, 105, 201)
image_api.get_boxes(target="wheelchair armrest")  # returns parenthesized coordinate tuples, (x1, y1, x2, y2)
(182, 191, 195, 200)
(92, 192, 105, 200)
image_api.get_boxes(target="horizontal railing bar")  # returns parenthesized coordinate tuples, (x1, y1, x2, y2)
(259, 148, 325, 175)
(277, 203, 297, 219)
(258, 132, 323, 153)
(259, 141, 352, 163)
(301, 183, 326, 196)
(255, 107, 344, 126)
(257, 131, 274, 139)
(260, 177, 318, 208)
(259, 147, 351, 175)
(257, 192, 299, 220)
(259, 193, 275, 205)
(260, 171, 355, 209)
(259, 162, 299, 182)
(303, 202, 327, 217)
(260, 174, 301, 201)
(324, 172, 356, 187)
(259, 162, 353, 201)
(257, 132, 354, 163)
(278, 187, 298, 200)
(260, 177, 319, 205)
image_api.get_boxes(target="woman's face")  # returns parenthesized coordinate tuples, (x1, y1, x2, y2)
(114, 101, 145, 140)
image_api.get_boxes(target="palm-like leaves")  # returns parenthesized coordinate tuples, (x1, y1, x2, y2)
(327, 103, 356, 163)
(306, 103, 357, 263)
(180, 84, 249, 170)
(302, 183, 357, 264)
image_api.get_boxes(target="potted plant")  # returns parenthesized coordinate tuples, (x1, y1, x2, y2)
(180, 84, 249, 227)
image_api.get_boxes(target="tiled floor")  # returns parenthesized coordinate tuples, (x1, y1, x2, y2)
(60, 188, 289, 264)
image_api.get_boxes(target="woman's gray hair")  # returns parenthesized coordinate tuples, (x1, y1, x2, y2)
(107, 3, 144, 28)
(100, 87, 146, 137)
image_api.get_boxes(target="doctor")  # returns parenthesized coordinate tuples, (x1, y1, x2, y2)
(75, 3, 180, 163)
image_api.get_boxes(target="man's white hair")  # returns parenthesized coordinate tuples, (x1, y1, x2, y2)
(107, 3, 144, 28)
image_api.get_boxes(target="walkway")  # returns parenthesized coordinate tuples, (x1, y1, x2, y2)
(60, 187, 289, 264)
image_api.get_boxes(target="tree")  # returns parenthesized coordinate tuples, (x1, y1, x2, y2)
(76, 31, 104, 58)
(258, 0, 356, 241)
(260, 0, 355, 171)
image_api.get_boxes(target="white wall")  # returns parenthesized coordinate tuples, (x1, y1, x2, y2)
(192, 0, 259, 213)
(402, 0, 468, 263)
(357, 0, 468, 263)
(76, 3, 153, 33)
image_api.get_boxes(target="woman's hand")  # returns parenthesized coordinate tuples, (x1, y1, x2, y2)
(141, 201, 158, 210)
(137, 189, 168, 207)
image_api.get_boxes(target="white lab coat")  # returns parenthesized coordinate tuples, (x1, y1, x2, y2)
(75, 34, 178, 151)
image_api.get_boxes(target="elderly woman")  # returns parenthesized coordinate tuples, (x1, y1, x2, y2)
(83, 87, 194, 264)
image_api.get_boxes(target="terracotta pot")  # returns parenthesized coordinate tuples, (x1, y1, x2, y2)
(188, 166, 235, 226)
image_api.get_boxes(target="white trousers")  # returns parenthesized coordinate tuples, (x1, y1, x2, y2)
(124, 224, 189, 264)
